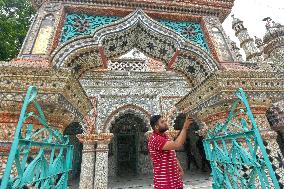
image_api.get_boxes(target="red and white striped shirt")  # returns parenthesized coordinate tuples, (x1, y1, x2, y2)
(148, 132, 183, 189)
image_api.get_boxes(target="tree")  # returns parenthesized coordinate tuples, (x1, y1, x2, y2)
(0, 0, 35, 61)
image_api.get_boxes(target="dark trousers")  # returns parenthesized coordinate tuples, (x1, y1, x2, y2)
(201, 156, 211, 171)
(187, 154, 199, 170)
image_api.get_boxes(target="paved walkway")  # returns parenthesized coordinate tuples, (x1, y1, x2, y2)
(70, 171, 212, 189)
(109, 171, 212, 189)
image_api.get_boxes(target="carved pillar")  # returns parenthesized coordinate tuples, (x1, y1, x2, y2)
(93, 133, 113, 189)
(77, 135, 96, 189)
(93, 141, 110, 189)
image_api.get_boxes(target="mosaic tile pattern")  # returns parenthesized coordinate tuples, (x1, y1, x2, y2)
(59, 13, 209, 53)
(52, 10, 219, 88)
(30, 0, 234, 22)
(2, 1, 284, 189)
(238, 139, 284, 189)
(81, 71, 190, 131)
(94, 141, 111, 189)
(108, 132, 153, 176)
(265, 140, 284, 188)
(137, 154, 153, 175)
(202, 16, 236, 62)
(0, 154, 17, 178)
(101, 23, 177, 65)
(159, 19, 209, 52)
(78, 143, 96, 189)
(60, 13, 121, 43)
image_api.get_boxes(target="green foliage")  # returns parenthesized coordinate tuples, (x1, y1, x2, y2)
(0, 0, 35, 61)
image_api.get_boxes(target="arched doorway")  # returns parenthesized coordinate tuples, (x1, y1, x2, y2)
(110, 112, 149, 177)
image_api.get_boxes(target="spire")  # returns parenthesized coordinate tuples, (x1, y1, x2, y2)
(231, 14, 244, 32)
(231, 15, 262, 63)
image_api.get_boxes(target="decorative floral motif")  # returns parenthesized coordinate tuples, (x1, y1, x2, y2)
(73, 18, 90, 32)
(60, 13, 210, 54)
(60, 13, 121, 43)
(101, 23, 177, 64)
(159, 19, 210, 51)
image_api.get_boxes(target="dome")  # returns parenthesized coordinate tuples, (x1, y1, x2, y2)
(263, 20, 284, 44)
(263, 27, 284, 44)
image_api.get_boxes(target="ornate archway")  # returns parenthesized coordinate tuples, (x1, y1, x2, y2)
(103, 104, 151, 132)
(106, 105, 151, 177)
(51, 9, 219, 87)
(52, 8, 220, 189)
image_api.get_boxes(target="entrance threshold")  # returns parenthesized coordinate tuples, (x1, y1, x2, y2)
(108, 171, 212, 189)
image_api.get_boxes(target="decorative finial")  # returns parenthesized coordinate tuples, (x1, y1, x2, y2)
(230, 41, 239, 50)
(231, 14, 243, 28)
(262, 17, 283, 31)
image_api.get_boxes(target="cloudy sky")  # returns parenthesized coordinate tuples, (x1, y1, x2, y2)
(223, 0, 284, 45)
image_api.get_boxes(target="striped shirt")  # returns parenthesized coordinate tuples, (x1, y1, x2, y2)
(148, 132, 183, 189)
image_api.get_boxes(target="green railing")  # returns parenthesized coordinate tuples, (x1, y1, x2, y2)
(203, 88, 280, 189)
(0, 86, 74, 189)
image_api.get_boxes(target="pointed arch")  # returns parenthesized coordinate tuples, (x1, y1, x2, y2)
(102, 104, 151, 132)
(51, 9, 219, 86)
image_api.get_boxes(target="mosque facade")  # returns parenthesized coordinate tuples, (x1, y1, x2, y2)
(0, 0, 284, 188)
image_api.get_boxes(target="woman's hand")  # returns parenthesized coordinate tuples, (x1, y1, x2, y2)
(183, 116, 193, 130)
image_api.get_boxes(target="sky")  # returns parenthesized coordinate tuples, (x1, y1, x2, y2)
(124, 0, 284, 59)
(223, 0, 284, 46)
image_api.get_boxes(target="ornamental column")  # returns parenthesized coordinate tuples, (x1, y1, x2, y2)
(77, 134, 97, 189)
(93, 133, 113, 189)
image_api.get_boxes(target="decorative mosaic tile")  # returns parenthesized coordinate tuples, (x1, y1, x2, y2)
(159, 19, 209, 52)
(60, 13, 121, 43)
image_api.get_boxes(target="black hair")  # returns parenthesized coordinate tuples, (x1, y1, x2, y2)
(150, 115, 161, 130)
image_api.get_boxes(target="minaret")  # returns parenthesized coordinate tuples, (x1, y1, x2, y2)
(232, 15, 262, 62)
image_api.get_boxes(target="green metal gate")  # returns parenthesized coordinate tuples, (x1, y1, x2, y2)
(203, 88, 280, 189)
(0, 86, 73, 189)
